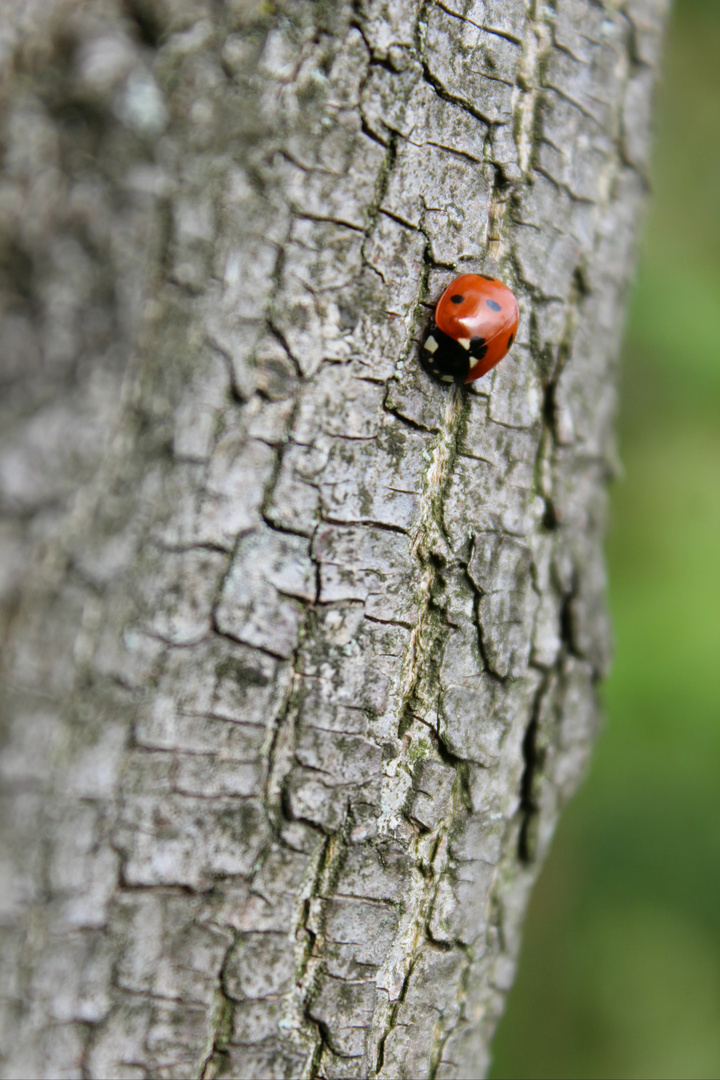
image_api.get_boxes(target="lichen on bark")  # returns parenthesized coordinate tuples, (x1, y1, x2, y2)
(0, 0, 670, 1077)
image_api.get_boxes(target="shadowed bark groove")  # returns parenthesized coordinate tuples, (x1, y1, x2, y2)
(0, 0, 670, 1077)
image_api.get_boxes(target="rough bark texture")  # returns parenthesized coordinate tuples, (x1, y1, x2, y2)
(0, 0, 669, 1077)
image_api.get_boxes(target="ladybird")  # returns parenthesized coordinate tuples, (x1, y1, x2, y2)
(422, 273, 519, 383)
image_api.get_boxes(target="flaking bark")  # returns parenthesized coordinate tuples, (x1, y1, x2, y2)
(0, 0, 669, 1077)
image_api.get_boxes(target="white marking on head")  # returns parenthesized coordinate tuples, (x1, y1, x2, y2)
(440, 375, 454, 383)
(457, 337, 471, 350)
(424, 336, 439, 354)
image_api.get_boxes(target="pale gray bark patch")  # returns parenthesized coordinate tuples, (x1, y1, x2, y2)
(0, 0, 670, 1077)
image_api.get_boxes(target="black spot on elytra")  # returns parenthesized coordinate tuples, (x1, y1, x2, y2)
(486, 298, 501, 312)
(480, 274, 496, 281)
(507, 333, 514, 349)
(470, 336, 487, 359)
(451, 294, 464, 304)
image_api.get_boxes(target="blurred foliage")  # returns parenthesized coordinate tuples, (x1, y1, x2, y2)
(490, 2, 720, 1077)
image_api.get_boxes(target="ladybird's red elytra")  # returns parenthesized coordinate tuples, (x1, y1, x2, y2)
(422, 273, 519, 383)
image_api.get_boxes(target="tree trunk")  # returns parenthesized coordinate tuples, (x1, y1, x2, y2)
(0, 0, 669, 1077)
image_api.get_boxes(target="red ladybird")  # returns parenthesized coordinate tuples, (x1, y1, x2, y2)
(422, 273, 519, 383)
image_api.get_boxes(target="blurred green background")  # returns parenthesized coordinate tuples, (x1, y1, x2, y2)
(490, 1, 720, 1077)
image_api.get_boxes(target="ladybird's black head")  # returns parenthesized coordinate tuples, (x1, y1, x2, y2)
(421, 323, 470, 383)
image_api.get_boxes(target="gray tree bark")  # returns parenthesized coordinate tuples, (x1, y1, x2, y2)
(0, 0, 669, 1077)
